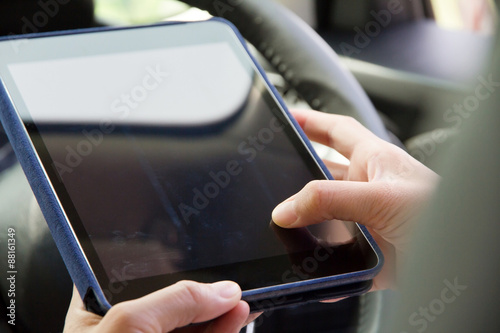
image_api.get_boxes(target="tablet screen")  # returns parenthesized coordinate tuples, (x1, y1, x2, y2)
(0, 21, 379, 303)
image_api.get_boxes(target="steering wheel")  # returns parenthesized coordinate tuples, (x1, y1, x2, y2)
(182, 0, 391, 142)
(0, 1, 388, 332)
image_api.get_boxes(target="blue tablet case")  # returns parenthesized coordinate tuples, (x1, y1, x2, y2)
(0, 18, 383, 315)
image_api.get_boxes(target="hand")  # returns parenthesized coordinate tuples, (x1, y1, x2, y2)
(64, 281, 251, 333)
(272, 109, 439, 290)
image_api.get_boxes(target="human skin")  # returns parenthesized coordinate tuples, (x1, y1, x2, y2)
(63, 109, 438, 332)
(64, 281, 252, 333)
(272, 109, 440, 291)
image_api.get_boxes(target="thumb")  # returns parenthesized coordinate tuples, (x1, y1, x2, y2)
(272, 180, 398, 230)
(99, 280, 244, 332)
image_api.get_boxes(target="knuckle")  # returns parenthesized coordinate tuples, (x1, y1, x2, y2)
(377, 182, 398, 201)
(337, 115, 366, 134)
(300, 181, 335, 221)
(166, 281, 206, 326)
(106, 302, 147, 331)
(369, 182, 402, 228)
(341, 115, 361, 127)
(174, 281, 204, 307)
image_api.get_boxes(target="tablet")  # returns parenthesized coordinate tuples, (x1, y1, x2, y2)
(0, 19, 383, 314)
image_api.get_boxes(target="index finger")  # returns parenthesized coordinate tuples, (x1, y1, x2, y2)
(290, 109, 379, 159)
(99, 280, 243, 332)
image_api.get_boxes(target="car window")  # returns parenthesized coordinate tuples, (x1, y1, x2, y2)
(430, 0, 497, 34)
(94, 0, 190, 25)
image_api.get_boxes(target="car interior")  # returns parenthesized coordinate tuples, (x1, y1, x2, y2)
(0, 0, 498, 332)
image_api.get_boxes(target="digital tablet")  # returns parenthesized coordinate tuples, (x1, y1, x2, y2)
(0, 19, 383, 315)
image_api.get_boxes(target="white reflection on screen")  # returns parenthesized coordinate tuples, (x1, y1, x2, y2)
(8, 42, 252, 126)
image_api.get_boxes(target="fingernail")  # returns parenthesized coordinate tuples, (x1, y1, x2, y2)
(272, 201, 297, 227)
(213, 281, 240, 299)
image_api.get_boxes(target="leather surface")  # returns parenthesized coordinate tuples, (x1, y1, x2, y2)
(0, 163, 72, 332)
(322, 20, 492, 83)
(0, 3, 393, 330)
(0, 79, 112, 315)
(0, 19, 382, 316)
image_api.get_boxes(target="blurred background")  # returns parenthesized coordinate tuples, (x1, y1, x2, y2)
(0, 1, 498, 333)
(90, 0, 497, 33)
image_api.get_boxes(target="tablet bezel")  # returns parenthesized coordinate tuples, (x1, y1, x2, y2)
(0, 19, 383, 313)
